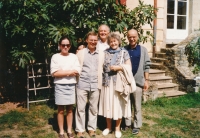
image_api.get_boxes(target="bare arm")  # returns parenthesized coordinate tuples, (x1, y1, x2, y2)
(110, 59, 132, 71)
(53, 69, 79, 77)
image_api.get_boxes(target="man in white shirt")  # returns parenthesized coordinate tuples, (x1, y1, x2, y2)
(76, 24, 110, 52)
(96, 24, 110, 51)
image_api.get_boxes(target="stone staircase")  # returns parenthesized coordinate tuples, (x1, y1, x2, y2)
(149, 48, 187, 98)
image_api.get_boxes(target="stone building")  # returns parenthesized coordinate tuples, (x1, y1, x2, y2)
(125, 0, 200, 55)
(122, 0, 200, 94)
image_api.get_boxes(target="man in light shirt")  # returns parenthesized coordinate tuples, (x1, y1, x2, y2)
(75, 31, 104, 138)
(76, 24, 110, 52)
(97, 24, 110, 51)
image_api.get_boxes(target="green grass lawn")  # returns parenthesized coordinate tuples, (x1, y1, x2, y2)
(0, 92, 200, 138)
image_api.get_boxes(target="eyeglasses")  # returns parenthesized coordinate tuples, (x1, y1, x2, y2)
(88, 39, 98, 42)
(61, 44, 71, 48)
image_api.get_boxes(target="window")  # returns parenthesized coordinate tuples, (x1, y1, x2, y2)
(167, 0, 187, 30)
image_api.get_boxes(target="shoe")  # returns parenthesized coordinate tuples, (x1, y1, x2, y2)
(121, 125, 131, 131)
(67, 132, 74, 138)
(59, 134, 65, 138)
(115, 131, 122, 138)
(88, 130, 96, 137)
(132, 128, 140, 135)
(102, 128, 111, 136)
(77, 132, 84, 138)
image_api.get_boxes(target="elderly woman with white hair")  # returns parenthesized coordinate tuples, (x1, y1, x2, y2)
(98, 33, 133, 138)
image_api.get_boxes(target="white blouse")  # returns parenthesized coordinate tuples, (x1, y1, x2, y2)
(50, 53, 80, 84)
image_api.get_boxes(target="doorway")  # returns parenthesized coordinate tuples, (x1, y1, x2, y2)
(166, 0, 189, 44)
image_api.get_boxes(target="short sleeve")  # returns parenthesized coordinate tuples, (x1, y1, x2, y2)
(50, 54, 60, 75)
(123, 49, 130, 62)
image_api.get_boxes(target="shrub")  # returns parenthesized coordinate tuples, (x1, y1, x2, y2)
(0, 0, 156, 68)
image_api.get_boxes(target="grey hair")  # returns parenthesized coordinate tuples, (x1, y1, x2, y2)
(107, 33, 122, 46)
(98, 24, 110, 33)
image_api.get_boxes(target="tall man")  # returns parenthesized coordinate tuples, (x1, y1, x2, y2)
(77, 24, 110, 52)
(97, 24, 110, 51)
(75, 31, 104, 138)
(124, 29, 151, 135)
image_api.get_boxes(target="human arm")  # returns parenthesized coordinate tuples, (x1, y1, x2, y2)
(110, 58, 131, 71)
(143, 72, 149, 91)
(53, 69, 79, 77)
(110, 50, 131, 71)
(50, 54, 80, 78)
(143, 47, 151, 91)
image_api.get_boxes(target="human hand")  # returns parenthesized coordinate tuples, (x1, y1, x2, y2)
(110, 65, 122, 71)
(143, 80, 149, 91)
(68, 70, 79, 76)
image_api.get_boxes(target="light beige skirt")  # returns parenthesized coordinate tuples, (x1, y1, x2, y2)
(98, 77, 131, 120)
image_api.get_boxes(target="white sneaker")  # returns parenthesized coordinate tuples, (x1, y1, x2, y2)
(115, 131, 122, 138)
(102, 128, 111, 136)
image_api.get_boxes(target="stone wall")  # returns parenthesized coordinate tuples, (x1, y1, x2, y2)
(189, 0, 200, 33)
(163, 31, 200, 91)
(126, 0, 166, 56)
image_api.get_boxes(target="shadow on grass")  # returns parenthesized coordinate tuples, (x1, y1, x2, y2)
(48, 113, 59, 133)
(46, 101, 108, 134)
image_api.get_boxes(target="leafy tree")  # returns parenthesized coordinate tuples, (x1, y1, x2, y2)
(0, 0, 156, 68)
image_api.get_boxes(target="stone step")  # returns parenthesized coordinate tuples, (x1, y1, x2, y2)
(149, 76, 172, 83)
(157, 83, 178, 92)
(155, 52, 166, 58)
(151, 63, 163, 66)
(143, 90, 186, 101)
(158, 90, 187, 97)
(166, 44, 176, 48)
(151, 57, 167, 64)
(149, 69, 166, 77)
(150, 63, 165, 70)
(160, 48, 167, 53)
(160, 48, 174, 53)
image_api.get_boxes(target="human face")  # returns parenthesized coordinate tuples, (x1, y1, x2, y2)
(127, 30, 139, 48)
(86, 35, 98, 51)
(109, 38, 119, 50)
(98, 25, 109, 42)
(59, 39, 71, 55)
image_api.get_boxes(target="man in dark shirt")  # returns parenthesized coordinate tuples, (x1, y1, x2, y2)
(124, 29, 151, 135)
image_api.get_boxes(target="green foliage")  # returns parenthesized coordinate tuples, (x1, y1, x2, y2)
(10, 46, 35, 68)
(185, 37, 200, 74)
(143, 93, 200, 108)
(142, 93, 200, 138)
(127, 0, 155, 43)
(0, 0, 156, 68)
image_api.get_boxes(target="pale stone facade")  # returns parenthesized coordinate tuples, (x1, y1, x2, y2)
(126, 0, 166, 56)
(189, 0, 200, 33)
(126, 0, 200, 56)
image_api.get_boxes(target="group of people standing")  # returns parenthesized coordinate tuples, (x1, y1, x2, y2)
(50, 24, 151, 138)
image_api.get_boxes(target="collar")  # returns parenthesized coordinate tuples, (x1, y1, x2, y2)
(98, 39, 107, 44)
(127, 44, 139, 50)
(86, 47, 99, 54)
(106, 47, 122, 54)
